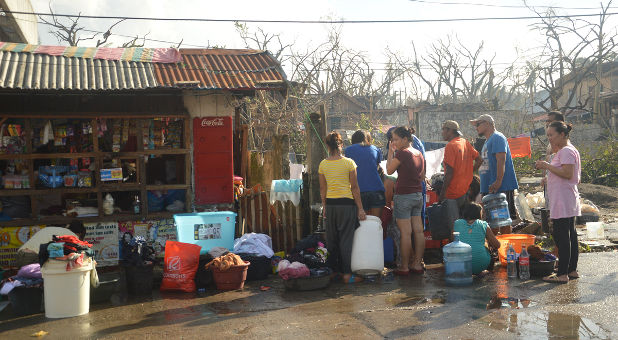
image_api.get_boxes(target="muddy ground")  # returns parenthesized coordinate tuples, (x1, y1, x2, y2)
(1, 252, 617, 339)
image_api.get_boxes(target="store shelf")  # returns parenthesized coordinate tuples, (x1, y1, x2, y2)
(146, 184, 190, 191)
(0, 187, 98, 196)
(145, 211, 178, 220)
(100, 184, 142, 192)
(101, 149, 189, 158)
(0, 152, 97, 160)
(0, 116, 192, 226)
(0, 213, 150, 227)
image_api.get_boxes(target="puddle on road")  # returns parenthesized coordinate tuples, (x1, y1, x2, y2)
(485, 311, 611, 339)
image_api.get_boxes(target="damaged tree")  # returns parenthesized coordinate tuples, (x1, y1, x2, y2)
(388, 35, 528, 109)
(39, 2, 155, 48)
(529, 2, 618, 117)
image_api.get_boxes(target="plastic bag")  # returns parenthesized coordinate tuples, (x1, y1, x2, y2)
(91, 260, 100, 288)
(160, 241, 201, 292)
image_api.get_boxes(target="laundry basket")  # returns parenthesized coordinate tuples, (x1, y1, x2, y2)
(212, 262, 250, 290)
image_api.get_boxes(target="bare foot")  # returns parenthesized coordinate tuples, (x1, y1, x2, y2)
(568, 271, 579, 279)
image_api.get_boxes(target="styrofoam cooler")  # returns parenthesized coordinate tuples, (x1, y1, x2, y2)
(174, 211, 236, 254)
(41, 258, 93, 318)
(351, 216, 384, 275)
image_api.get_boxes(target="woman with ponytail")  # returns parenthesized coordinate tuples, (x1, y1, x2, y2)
(319, 131, 366, 283)
(535, 121, 581, 284)
(386, 127, 426, 275)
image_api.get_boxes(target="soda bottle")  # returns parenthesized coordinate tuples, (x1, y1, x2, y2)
(519, 243, 530, 280)
(507, 243, 517, 279)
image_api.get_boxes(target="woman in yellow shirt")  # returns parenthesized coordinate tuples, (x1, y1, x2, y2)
(319, 131, 366, 283)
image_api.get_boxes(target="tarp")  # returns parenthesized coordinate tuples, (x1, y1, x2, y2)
(507, 136, 532, 158)
(0, 42, 182, 63)
(18, 227, 75, 254)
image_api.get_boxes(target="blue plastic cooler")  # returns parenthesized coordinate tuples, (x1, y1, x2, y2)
(173, 211, 236, 254)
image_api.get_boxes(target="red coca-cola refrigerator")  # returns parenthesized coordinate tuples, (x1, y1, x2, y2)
(193, 117, 233, 204)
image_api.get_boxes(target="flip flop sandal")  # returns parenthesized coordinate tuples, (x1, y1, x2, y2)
(345, 274, 362, 283)
(568, 274, 580, 280)
(543, 274, 568, 284)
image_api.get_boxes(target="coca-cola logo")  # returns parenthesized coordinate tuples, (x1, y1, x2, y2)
(201, 118, 224, 127)
(167, 256, 181, 271)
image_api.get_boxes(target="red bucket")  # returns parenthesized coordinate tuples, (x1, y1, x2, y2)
(212, 262, 250, 290)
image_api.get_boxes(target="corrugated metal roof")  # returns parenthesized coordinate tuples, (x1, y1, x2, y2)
(0, 50, 158, 90)
(154, 49, 287, 90)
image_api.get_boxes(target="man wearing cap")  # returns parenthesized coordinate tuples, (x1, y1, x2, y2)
(471, 114, 519, 227)
(439, 120, 483, 232)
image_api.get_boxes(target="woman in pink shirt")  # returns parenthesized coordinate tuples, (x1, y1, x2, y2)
(535, 121, 581, 284)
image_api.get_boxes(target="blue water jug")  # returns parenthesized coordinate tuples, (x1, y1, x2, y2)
(482, 193, 512, 228)
(443, 232, 473, 286)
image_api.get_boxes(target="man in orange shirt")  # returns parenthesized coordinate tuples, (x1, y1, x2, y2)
(439, 120, 483, 233)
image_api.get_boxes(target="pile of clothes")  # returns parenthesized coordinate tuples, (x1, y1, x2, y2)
(285, 234, 328, 269)
(278, 234, 331, 280)
(120, 234, 156, 266)
(38, 235, 94, 271)
(0, 263, 43, 295)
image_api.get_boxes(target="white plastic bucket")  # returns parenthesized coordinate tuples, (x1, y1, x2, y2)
(586, 222, 605, 239)
(41, 258, 92, 318)
(351, 215, 384, 275)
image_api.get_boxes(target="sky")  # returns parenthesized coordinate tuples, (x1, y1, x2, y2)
(26, 0, 618, 90)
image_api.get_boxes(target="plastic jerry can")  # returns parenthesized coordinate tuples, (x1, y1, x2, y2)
(351, 216, 384, 275)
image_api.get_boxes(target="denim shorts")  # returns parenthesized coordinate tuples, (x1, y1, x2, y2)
(393, 192, 423, 219)
(360, 191, 386, 210)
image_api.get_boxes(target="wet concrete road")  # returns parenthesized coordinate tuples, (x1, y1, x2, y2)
(1, 252, 617, 339)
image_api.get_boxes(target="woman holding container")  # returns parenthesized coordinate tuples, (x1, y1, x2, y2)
(535, 121, 581, 284)
(319, 131, 366, 283)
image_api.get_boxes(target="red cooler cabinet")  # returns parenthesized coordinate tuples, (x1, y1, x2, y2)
(193, 117, 233, 204)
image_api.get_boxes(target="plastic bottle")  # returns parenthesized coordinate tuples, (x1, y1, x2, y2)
(443, 232, 473, 286)
(133, 195, 141, 215)
(519, 244, 530, 280)
(507, 243, 517, 279)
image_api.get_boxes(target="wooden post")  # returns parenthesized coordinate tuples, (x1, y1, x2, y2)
(305, 104, 327, 232)
(240, 125, 248, 185)
(272, 134, 290, 181)
(234, 107, 241, 176)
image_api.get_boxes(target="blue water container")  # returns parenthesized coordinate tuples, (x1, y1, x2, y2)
(174, 211, 236, 254)
(482, 193, 512, 228)
(443, 232, 473, 286)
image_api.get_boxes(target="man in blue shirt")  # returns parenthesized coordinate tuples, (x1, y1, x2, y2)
(470, 114, 519, 224)
(345, 130, 385, 217)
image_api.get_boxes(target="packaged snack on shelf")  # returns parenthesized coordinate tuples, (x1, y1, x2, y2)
(64, 174, 78, 187)
(39, 166, 68, 188)
(78, 171, 93, 187)
(39, 173, 64, 188)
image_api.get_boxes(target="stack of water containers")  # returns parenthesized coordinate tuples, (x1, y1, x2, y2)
(443, 232, 472, 286)
(482, 193, 512, 228)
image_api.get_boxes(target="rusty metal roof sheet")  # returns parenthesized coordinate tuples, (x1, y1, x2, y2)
(154, 49, 287, 90)
(0, 50, 158, 90)
(0, 47, 287, 91)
